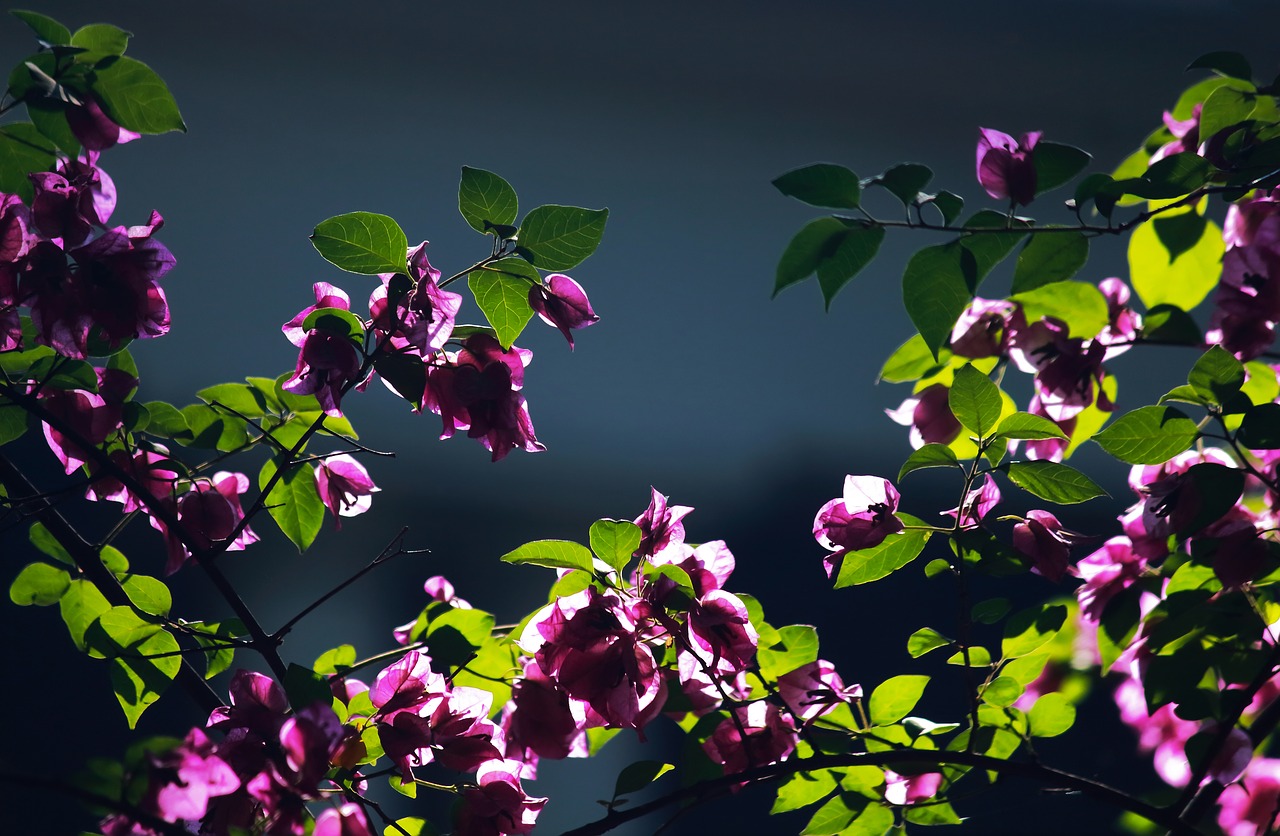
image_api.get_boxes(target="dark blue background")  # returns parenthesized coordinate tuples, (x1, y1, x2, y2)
(3, 2, 1277, 833)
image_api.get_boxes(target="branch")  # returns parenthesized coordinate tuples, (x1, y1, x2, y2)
(561, 750, 1204, 836)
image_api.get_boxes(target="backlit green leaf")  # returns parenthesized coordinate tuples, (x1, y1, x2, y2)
(311, 212, 408, 275)
(501, 539, 594, 573)
(458, 167, 518, 234)
(514, 204, 608, 271)
(1092, 405, 1198, 464)
(773, 163, 861, 208)
(91, 56, 184, 134)
(258, 457, 324, 553)
(869, 674, 929, 725)
(1006, 461, 1107, 504)
(1011, 232, 1088, 293)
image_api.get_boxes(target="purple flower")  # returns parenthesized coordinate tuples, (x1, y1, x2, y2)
(886, 383, 963, 449)
(315, 454, 379, 529)
(1207, 214, 1280, 360)
(777, 659, 861, 723)
(152, 471, 257, 575)
(633, 487, 694, 558)
(945, 474, 1001, 528)
(314, 803, 371, 836)
(65, 98, 140, 151)
(453, 759, 547, 836)
(368, 242, 462, 358)
(529, 273, 599, 348)
(702, 700, 797, 779)
(814, 475, 905, 577)
(976, 128, 1041, 206)
(1012, 510, 1080, 582)
(950, 297, 1015, 359)
(282, 282, 351, 347)
(424, 335, 543, 461)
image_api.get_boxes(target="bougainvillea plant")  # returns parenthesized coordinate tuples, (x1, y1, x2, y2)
(3, 9, 1280, 835)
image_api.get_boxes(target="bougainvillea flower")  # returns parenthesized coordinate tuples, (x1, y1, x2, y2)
(1207, 214, 1280, 360)
(0, 191, 32, 264)
(945, 474, 1001, 528)
(1149, 105, 1201, 165)
(884, 770, 943, 806)
(647, 538, 736, 602)
(1013, 510, 1080, 582)
(686, 589, 758, 673)
(370, 651, 446, 719)
(313, 803, 371, 836)
(86, 446, 181, 512)
(702, 700, 797, 778)
(1225, 187, 1280, 248)
(777, 659, 862, 723)
(976, 128, 1041, 206)
(1218, 758, 1280, 836)
(1020, 396, 1073, 463)
(950, 297, 1015, 359)
(424, 335, 542, 461)
(1096, 278, 1141, 359)
(503, 659, 586, 763)
(207, 670, 290, 737)
(30, 153, 117, 247)
(282, 282, 351, 346)
(66, 98, 140, 151)
(814, 475, 905, 577)
(634, 487, 694, 558)
(886, 383, 963, 449)
(453, 759, 547, 836)
(282, 329, 363, 417)
(1076, 537, 1147, 622)
(1008, 316, 1110, 422)
(154, 472, 257, 574)
(314, 454, 379, 529)
(367, 242, 462, 358)
(146, 727, 241, 824)
(38, 367, 134, 474)
(529, 273, 599, 349)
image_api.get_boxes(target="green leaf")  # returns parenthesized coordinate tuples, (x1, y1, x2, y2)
(1143, 304, 1203, 346)
(1006, 461, 1108, 504)
(1028, 692, 1076, 738)
(313, 644, 358, 675)
(816, 225, 885, 309)
(835, 514, 931, 587)
(10, 562, 70, 605)
(258, 457, 324, 553)
(426, 607, 495, 669)
(757, 624, 820, 679)
(142, 401, 191, 440)
(972, 598, 1011, 624)
(1011, 232, 1088, 293)
(109, 627, 179, 728)
(1240, 403, 1280, 449)
(1243, 362, 1279, 407)
(373, 352, 426, 405)
(458, 167, 518, 234)
(775, 217, 845, 296)
(284, 663, 331, 708)
(588, 519, 642, 573)
(870, 163, 933, 206)
(514, 204, 608, 271)
(905, 802, 964, 826)
(772, 770, 838, 814)
(995, 412, 1068, 441)
(1001, 603, 1067, 658)
(1010, 280, 1109, 340)
(70, 23, 131, 63)
(1188, 51, 1253, 82)
(0, 404, 27, 446)
(60, 578, 111, 652)
(878, 334, 945, 384)
(1199, 85, 1256, 141)
(90, 56, 184, 134)
(907, 627, 951, 658)
(1177, 464, 1245, 535)
(898, 443, 960, 480)
(1002, 652, 1049, 686)
(948, 365, 1002, 437)
(613, 760, 675, 799)
(190, 619, 242, 680)
(469, 260, 536, 350)
(1092, 405, 1198, 464)
(869, 674, 930, 725)
(302, 307, 366, 344)
(1129, 212, 1224, 311)
(27, 99, 79, 157)
(925, 190, 964, 225)
(119, 574, 170, 617)
(773, 163, 861, 208)
(28, 522, 72, 566)
(196, 382, 270, 420)
(802, 793, 859, 836)
(902, 243, 971, 359)
(383, 819, 432, 836)
(501, 539, 595, 573)
(846, 804, 895, 835)
(181, 403, 248, 451)
(1126, 153, 1213, 200)
(982, 676, 1024, 707)
(0, 122, 57, 202)
(1188, 346, 1245, 405)
(311, 212, 408, 275)
(11, 10, 70, 44)
(959, 210, 1029, 288)
(1033, 142, 1092, 195)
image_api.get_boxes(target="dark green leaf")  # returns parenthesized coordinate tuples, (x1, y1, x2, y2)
(1002, 603, 1067, 658)
(775, 217, 846, 296)
(284, 663, 331, 708)
(816, 225, 885, 309)
(870, 163, 933, 206)
(142, 401, 191, 441)
(1033, 142, 1092, 195)
(9, 562, 69, 605)
(11, 10, 70, 45)
(923, 190, 964, 225)
(613, 760, 675, 799)
(1092, 405, 1198, 464)
(258, 457, 324, 553)
(1240, 403, 1280, 449)
(773, 163, 861, 208)
(91, 56, 184, 134)
(70, 23, 131, 63)
(1177, 463, 1245, 535)
(1007, 461, 1108, 504)
(589, 519, 642, 573)
(949, 365, 1002, 436)
(959, 210, 1029, 290)
(1188, 51, 1253, 82)
(311, 212, 408, 275)
(1011, 232, 1088, 293)
(972, 598, 1011, 624)
(372, 352, 426, 406)
(514, 204, 608, 271)
(898, 443, 960, 480)
(501, 539, 594, 573)
(1010, 280, 1109, 340)
(469, 261, 536, 349)
(878, 334, 945, 383)
(302, 308, 365, 344)
(902, 242, 971, 359)
(181, 403, 248, 451)
(995, 412, 1068, 441)
(1188, 346, 1245, 405)
(907, 627, 951, 658)
(109, 627, 179, 728)
(869, 674, 929, 725)
(0, 404, 28, 445)
(1154, 210, 1209, 263)
(1075, 172, 1120, 217)
(801, 793, 859, 836)
(1128, 152, 1213, 200)
(458, 167, 518, 234)
(196, 382, 270, 420)
(30, 521, 73, 565)
(0, 122, 57, 202)
(27, 99, 79, 157)
(1143, 304, 1203, 346)
(835, 514, 931, 587)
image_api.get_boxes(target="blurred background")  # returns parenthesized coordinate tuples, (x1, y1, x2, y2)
(2, 1, 1278, 832)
